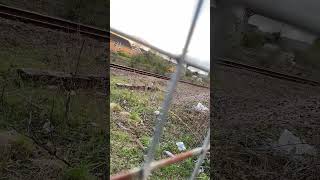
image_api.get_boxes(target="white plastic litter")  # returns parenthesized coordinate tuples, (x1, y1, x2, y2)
(43, 120, 54, 133)
(199, 166, 205, 173)
(193, 102, 209, 112)
(154, 110, 160, 116)
(163, 150, 175, 158)
(274, 129, 316, 156)
(176, 142, 186, 151)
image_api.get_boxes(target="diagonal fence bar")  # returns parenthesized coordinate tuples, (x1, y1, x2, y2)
(141, 0, 205, 179)
(190, 129, 210, 180)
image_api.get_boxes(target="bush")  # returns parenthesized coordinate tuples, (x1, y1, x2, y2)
(117, 51, 130, 58)
(186, 69, 193, 77)
(294, 38, 320, 69)
(63, 166, 95, 180)
(241, 32, 265, 48)
(63, 0, 108, 28)
(129, 52, 173, 75)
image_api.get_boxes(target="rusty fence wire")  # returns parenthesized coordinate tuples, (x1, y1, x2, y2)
(110, 0, 210, 179)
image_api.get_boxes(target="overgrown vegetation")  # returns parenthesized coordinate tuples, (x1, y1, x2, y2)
(129, 52, 174, 75)
(184, 68, 210, 86)
(241, 32, 265, 49)
(111, 52, 210, 87)
(110, 75, 210, 179)
(63, 166, 96, 180)
(62, 0, 108, 28)
(0, 20, 107, 179)
(0, 0, 108, 28)
(295, 38, 320, 69)
(116, 51, 131, 59)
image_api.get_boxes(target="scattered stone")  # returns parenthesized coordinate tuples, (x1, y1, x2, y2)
(116, 122, 129, 131)
(47, 85, 58, 90)
(31, 159, 66, 179)
(70, 90, 76, 96)
(0, 130, 19, 147)
(154, 110, 160, 116)
(17, 68, 105, 89)
(46, 141, 56, 153)
(163, 150, 175, 158)
(119, 111, 131, 119)
(123, 100, 127, 105)
(115, 83, 158, 91)
(90, 122, 98, 127)
(95, 91, 107, 96)
(110, 103, 122, 112)
(43, 120, 54, 134)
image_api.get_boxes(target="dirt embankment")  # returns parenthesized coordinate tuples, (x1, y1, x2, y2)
(212, 65, 320, 179)
(0, 16, 107, 179)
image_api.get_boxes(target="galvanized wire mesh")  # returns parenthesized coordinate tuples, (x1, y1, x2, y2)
(110, 0, 210, 179)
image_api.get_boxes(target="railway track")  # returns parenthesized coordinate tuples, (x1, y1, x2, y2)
(110, 63, 209, 89)
(1, 4, 319, 88)
(0, 4, 108, 40)
(216, 57, 320, 87)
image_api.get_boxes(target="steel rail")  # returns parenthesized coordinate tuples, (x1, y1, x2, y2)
(0, 4, 209, 72)
(4, 2, 318, 89)
(215, 57, 320, 87)
(0, 4, 108, 40)
(110, 63, 209, 89)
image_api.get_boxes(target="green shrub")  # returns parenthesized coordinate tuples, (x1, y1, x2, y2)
(63, 166, 95, 180)
(117, 51, 130, 58)
(242, 32, 265, 48)
(63, 0, 108, 28)
(7, 135, 35, 161)
(294, 38, 320, 69)
(129, 52, 173, 75)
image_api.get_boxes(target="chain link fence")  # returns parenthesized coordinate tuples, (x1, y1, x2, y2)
(110, 0, 210, 179)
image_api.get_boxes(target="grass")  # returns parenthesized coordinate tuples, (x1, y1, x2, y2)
(111, 52, 210, 87)
(0, 47, 48, 73)
(183, 68, 210, 87)
(0, 0, 108, 29)
(111, 51, 174, 76)
(130, 53, 173, 75)
(241, 32, 265, 49)
(0, 77, 107, 178)
(63, 165, 96, 180)
(294, 38, 320, 70)
(110, 74, 210, 179)
(0, 33, 107, 178)
(110, 76, 159, 173)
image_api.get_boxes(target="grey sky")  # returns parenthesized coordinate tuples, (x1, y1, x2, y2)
(110, 0, 210, 69)
(249, 15, 316, 44)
